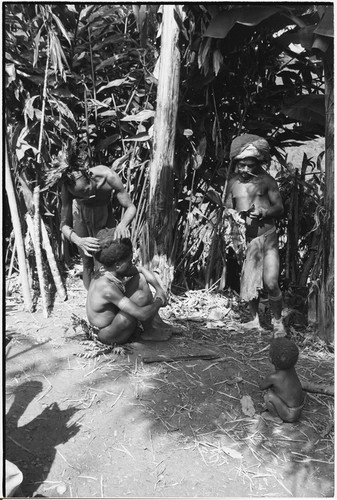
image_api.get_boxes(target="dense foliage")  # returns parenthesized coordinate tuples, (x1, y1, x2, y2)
(5, 4, 330, 299)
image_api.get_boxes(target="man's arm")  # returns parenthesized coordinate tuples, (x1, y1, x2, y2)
(60, 184, 100, 256)
(104, 285, 163, 322)
(266, 180, 284, 219)
(224, 177, 236, 209)
(106, 171, 136, 238)
(251, 177, 284, 220)
(137, 266, 167, 306)
(60, 184, 74, 240)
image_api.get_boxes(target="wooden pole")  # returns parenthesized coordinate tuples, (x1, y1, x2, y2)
(318, 41, 334, 342)
(147, 4, 182, 290)
(5, 141, 33, 310)
(33, 186, 50, 318)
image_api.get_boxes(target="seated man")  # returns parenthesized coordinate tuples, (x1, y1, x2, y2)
(86, 228, 171, 345)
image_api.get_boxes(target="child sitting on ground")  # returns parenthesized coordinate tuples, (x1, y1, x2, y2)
(259, 338, 305, 423)
(86, 228, 172, 345)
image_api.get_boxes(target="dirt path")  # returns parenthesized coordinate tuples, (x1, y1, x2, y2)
(5, 277, 334, 498)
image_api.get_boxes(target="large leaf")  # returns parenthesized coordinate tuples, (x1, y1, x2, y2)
(120, 110, 155, 122)
(281, 95, 325, 127)
(204, 6, 280, 39)
(313, 6, 333, 38)
(97, 78, 130, 93)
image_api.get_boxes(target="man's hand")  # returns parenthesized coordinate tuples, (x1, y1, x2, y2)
(154, 289, 167, 307)
(114, 222, 130, 239)
(77, 237, 100, 256)
(249, 206, 269, 220)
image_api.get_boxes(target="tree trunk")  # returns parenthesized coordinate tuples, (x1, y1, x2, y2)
(317, 43, 334, 342)
(146, 5, 181, 291)
(5, 141, 33, 311)
(33, 186, 50, 318)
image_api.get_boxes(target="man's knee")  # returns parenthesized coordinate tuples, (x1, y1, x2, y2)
(98, 316, 135, 345)
(264, 281, 281, 296)
(131, 289, 149, 306)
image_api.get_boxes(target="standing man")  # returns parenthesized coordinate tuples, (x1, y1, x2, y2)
(60, 147, 136, 290)
(225, 134, 286, 337)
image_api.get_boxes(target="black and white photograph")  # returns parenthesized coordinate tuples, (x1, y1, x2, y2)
(4, 2, 334, 497)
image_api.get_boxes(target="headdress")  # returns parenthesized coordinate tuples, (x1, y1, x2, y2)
(230, 134, 271, 165)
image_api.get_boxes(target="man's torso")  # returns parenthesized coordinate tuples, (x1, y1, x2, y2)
(75, 166, 114, 207)
(86, 275, 120, 327)
(230, 172, 275, 238)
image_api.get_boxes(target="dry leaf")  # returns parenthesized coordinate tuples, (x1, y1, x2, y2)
(221, 446, 243, 459)
(240, 395, 256, 417)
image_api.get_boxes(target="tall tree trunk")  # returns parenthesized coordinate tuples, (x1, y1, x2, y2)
(146, 5, 181, 291)
(318, 42, 334, 342)
(5, 141, 33, 311)
(33, 186, 50, 318)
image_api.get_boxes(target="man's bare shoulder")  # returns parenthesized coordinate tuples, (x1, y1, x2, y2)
(90, 274, 122, 299)
(260, 170, 278, 184)
(90, 165, 111, 176)
(90, 165, 124, 189)
(228, 174, 240, 189)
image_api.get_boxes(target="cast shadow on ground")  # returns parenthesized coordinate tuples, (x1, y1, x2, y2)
(6, 380, 80, 497)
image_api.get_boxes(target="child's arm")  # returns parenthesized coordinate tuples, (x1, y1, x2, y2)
(259, 373, 276, 391)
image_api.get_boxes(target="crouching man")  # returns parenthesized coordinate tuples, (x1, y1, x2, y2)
(86, 228, 171, 345)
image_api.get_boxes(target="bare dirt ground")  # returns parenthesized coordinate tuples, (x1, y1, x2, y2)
(5, 270, 334, 498)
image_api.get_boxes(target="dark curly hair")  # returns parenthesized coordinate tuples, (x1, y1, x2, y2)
(46, 140, 92, 188)
(95, 228, 132, 267)
(269, 338, 299, 370)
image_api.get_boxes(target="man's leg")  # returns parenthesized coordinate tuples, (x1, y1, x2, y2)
(126, 274, 172, 341)
(73, 203, 95, 290)
(263, 240, 286, 337)
(240, 298, 262, 330)
(82, 257, 95, 290)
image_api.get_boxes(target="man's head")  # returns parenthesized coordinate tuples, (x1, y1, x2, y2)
(230, 134, 271, 179)
(96, 228, 133, 273)
(269, 338, 299, 370)
(67, 172, 96, 199)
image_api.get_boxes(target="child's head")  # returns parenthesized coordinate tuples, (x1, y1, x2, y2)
(269, 338, 299, 370)
(96, 228, 133, 268)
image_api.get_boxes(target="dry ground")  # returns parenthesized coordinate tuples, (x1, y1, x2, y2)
(5, 271, 334, 498)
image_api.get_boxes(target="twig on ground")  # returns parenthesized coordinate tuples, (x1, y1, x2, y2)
(110, 388, 124, 408)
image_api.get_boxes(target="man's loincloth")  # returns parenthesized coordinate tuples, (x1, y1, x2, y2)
(240, 226, 277, 301)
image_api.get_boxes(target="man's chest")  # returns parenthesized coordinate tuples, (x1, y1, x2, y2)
(232, 179, 267, 201)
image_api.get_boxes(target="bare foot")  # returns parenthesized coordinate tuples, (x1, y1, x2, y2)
(151, 315, 181, 335)
(240, 317, 262, 332)
(260, 411, 283, 425)
(141, 326, 172, 341)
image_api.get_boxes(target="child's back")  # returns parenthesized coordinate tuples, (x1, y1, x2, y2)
(259, 338, 304, 423)
(266, 366, 303, 408)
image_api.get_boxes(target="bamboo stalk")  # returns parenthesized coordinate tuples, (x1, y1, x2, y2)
(6, 240, 17, 295)
(37, 33, 50, 164)
(40, 218, 68, 301)
(33, 186, 50, 318)
(5, 141, 33, 310)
